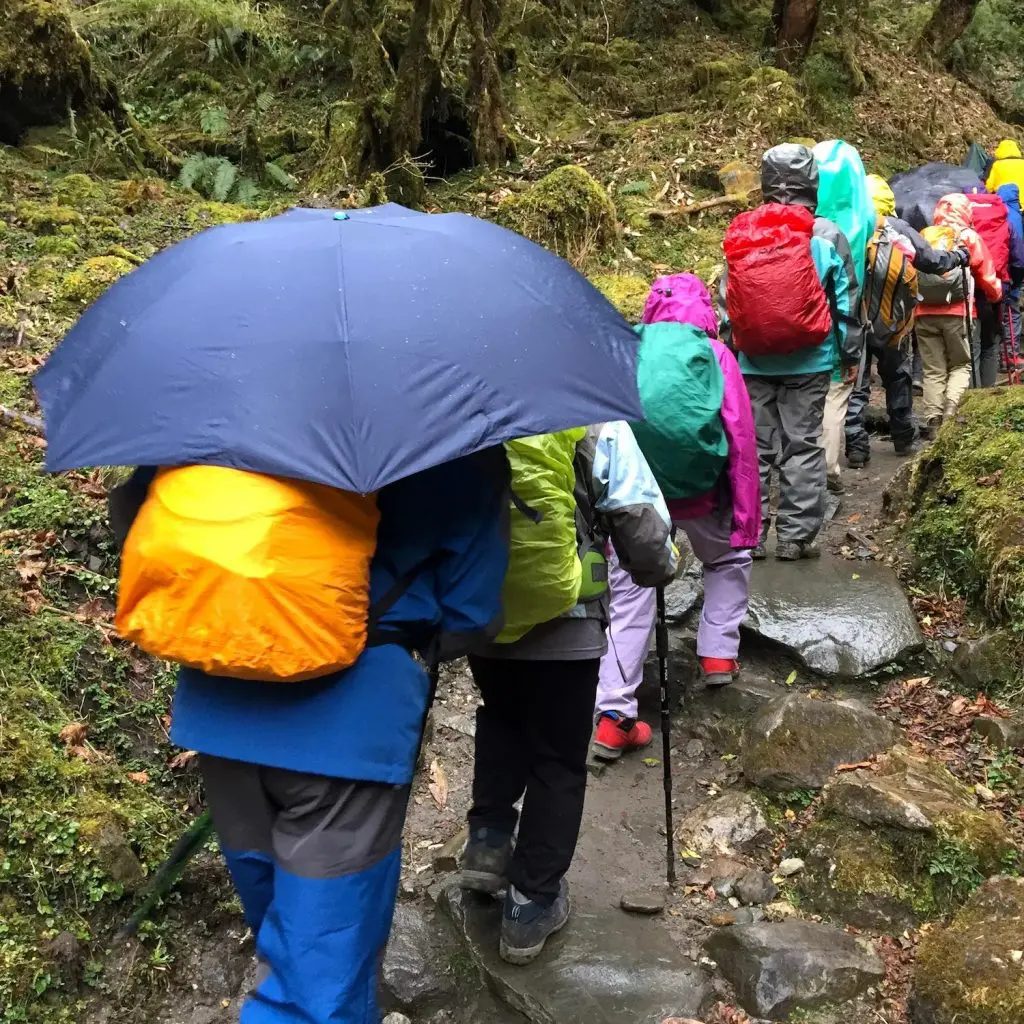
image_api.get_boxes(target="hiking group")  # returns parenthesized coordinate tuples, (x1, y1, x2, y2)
(32, 135, 1024, 1024)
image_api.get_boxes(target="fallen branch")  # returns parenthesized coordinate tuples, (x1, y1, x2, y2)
(647, 193, 752, 220)
(0, 405, 44, 435)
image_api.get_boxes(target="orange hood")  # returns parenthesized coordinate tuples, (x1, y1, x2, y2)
(933, 193, 974, 235)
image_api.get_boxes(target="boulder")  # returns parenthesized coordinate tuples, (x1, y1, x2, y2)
(82, 817, 145, 890)
(973, 713, 1024, 750)
(798, 819, 929, 932)
(823, 746, 978, 831)
(676, 790, 771, 855)
(495, 165, 617, 261)
(718, 160, 760, 198)
(688, 677, 786, 754)
(953, 633, 1022, 693)
(744, 558, 923, 676)
(741, 694, 898, 792)
(620, 888, 666, 915)
(706, 920, 883, 1020)
(911, 876, 1024, 1023)
(441, 885, 710, 1023)
(382, 903, 453, 1011)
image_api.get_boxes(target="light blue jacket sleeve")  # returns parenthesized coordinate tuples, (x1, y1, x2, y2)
(589, 421, 678, 587)
(810, 234, 852, 356)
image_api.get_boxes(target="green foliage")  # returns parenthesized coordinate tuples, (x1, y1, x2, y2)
(928, 832, 987, 903)
(179, 153, 292, 205)
(59, 256, 133, 305)
(199, 104, 230, 136)
(905, 389, 1024, 639)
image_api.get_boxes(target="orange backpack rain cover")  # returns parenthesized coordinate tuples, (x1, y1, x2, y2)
(116, 466, 380, 682)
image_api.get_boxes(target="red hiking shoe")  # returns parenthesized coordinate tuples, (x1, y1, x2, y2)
(591, 713, 653, 761)
(700, 657, 739, 688)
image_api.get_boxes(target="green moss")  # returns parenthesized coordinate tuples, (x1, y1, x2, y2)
(914, 877, 1024, 1024)
(590, 273, 649, 320)
(185, 201, 261, 227)
(904, 389, 1024, 640)
(15, 201, 83, 235)
(33, 234, 80, 257)
(59, 256, 133, 305)
(496, 165, 617, 266)
(52, 173, 101, 205)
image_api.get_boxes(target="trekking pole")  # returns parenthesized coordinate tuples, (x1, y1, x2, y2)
(1003, 301, 1021, 386)
(116, 810, 215, 940)
(655, 586, 676, 886)
(963, 266, 978, 390)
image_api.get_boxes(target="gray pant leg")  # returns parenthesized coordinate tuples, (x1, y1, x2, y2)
(775, 372, 829, 543)
(743, 375, 779, 543)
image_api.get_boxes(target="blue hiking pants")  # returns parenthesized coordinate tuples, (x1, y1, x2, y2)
(200, 756, 410, 1024)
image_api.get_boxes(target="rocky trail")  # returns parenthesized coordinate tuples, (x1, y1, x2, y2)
(120, 418, 1024, 1024)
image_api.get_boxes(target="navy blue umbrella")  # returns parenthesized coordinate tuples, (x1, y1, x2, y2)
(36, 205, 641, 492)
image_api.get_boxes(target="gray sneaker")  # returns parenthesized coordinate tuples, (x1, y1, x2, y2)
(459, 828, 512, 894)
(500, 878, 571, 965)
(775, 540, 821, 561)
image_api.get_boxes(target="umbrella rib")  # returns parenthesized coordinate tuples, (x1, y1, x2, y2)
(335, 220, 359, 488)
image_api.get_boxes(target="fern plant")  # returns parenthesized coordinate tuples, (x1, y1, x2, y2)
(178, 153, 295, 206)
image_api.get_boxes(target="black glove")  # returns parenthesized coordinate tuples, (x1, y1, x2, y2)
(955, 247, 971, 269)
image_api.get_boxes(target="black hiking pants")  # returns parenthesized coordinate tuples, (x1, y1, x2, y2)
(845, 336, 915, 458)
(975, 297, 1002, 388)
(467, 655, 600, 905)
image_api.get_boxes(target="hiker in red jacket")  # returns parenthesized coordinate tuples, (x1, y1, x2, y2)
(916, 194, 1003, 432)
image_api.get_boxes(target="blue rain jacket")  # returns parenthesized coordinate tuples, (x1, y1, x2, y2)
(171, 453, 508, 783)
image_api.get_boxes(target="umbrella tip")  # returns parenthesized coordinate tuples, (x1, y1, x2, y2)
(333, 211, 351, 221)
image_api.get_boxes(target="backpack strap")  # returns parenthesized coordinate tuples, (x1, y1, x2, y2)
(366, 550, 448, 650)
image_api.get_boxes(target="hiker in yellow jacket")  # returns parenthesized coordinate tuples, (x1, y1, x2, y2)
(987, 140, 1024, 194)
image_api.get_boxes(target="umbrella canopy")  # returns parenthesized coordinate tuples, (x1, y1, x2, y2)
(889, 162, 984, 231)
(36, 205, 642, 493)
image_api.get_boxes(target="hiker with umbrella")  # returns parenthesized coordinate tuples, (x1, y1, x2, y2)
(35, 205, 647, 1024)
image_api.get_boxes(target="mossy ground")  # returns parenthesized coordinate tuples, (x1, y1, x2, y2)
(902, 389, 1024, 696)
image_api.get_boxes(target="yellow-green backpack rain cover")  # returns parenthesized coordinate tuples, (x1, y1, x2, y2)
(497, 429, 586, 643)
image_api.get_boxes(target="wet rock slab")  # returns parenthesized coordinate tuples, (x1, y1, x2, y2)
(688, 677, 786, 754)
(383, 903, 454, 1011)
(744, 558, 923, 677)
(441, 885, 710, 1023)
(706, 920, 883, 1020)
(742, 693, 898, 792)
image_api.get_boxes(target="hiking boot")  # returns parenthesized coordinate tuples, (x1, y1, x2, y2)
(919, 416, 942, 442)
(500, 879, 571, 965)
(700, 657, 739, 688)
(460, 828, 513, 894)
(893, 438, 920, 456)
(826, 473, 845, 494)
(752, 542, 767, 561)
(591, 712, 653, 761)
(912, 381, 924, 396)
(847, 451, 870, 469)
(775, 540, 821, 561)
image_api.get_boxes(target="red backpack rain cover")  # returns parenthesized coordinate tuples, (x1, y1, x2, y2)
(967, 193, 1011, 282)
(724, 203, 833, 357)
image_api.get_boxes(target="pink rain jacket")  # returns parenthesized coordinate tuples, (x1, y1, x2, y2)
(642, 273, 761, 549)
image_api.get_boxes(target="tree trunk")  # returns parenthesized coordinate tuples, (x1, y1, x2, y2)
(466, 0, 511, 169)
(770, 0, 821, 70)
(345, 0, 393, 177)
(919, 0, 982, 58)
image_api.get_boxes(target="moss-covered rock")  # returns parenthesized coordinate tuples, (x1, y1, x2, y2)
(59, 255, 133, 305)
(15, 200, 83, 234)
(911, 876, 1024, 1023)
(52, 172, 100, 205)
(902, 389, 1024, 670)
(591, 273, 649, 320)
(495, 165, 617, 264)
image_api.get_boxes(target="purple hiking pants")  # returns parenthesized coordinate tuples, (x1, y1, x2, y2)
(597, 513, 753, 718)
